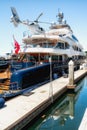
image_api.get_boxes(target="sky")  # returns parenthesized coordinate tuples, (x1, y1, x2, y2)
(0, 0, 87, 56)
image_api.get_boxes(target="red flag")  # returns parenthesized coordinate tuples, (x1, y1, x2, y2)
(13, 36, 20, 54)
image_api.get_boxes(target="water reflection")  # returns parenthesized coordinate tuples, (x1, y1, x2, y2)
(36, 93, 75, 129)
(34, 78, 84, 130)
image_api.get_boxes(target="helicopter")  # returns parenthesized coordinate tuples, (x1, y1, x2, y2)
(10, 7, 48, 34)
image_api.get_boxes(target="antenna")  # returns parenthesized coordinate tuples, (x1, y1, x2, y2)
(56, 8, 64, 24)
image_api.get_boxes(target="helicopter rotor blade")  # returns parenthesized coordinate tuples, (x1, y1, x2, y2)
(35, 12, 43, 22)
(37, 21, 52, 24)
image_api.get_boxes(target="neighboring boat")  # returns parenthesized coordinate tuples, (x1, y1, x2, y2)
(0, 59, 10, 72)
(0, 60, 10, 88)
(0, 98, 5, 108)
(0, 63, 9, 72)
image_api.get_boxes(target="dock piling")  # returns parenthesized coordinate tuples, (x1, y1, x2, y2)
(67, 60, 76, 89)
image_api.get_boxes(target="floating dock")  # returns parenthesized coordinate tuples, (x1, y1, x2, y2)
(0, 69, 87, 130)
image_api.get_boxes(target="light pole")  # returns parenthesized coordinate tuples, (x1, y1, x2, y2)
(49, 55, 53, 103)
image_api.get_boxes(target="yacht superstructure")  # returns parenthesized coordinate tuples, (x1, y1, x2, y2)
(21, 11, 85, 66)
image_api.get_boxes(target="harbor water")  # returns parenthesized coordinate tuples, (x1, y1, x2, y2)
(23, 76, 87, 130)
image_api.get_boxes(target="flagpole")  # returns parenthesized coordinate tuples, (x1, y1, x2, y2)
(13, 35, 20, 54)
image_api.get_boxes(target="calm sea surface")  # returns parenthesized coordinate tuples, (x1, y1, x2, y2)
(23, 76, 87, 130)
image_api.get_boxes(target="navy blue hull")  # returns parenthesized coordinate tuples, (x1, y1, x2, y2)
(10, 63, 51, 90)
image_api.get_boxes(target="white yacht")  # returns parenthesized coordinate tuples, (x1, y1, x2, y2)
(0, 8, 85, 96)
(10, 7, 85, 72)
